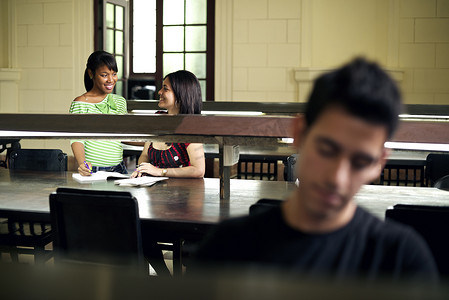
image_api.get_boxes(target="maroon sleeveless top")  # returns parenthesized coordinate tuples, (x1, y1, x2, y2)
(147, 142, 191, 169)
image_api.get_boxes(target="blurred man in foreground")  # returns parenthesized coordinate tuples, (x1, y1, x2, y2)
(192, 58, 438, 283)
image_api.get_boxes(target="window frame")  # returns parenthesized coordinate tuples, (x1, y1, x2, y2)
(95, 0, 215, 101)
(132, 0, 215, 101)
(94, 0, 129, 97)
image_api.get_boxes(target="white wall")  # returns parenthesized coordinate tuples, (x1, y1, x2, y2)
(214, 0, 449, 104)
(1, 0, 94, 158)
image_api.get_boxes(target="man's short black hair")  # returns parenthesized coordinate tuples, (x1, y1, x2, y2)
(305, 57, 402, 139)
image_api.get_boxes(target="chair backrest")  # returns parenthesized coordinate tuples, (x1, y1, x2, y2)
(434, 174, 449, 191)
(49, 188, 146, 271)
(283, 154, 298, 182)
(9, 149, 67, 171)
(425, 153, 449, 187)
(0, 139, 21, 168)
(237, 159, 278, 181)
(385, 204, 449, 277)
(249, 198, 283, 215)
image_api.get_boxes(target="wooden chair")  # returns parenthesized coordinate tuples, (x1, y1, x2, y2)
(425, 153, 449, 187)
(434, 174, 449, 191)
(378, 163, 425, 186)
(50, 188, 147, 272)
(0, 211, 52, 264)
(0, 139, 21, 168)
(237, 158, 278, 181)
(249, 199, 283, 215)
(0, 149, 67, 264)
(385, 204, 449, 278)
(283, 154, 298, 182)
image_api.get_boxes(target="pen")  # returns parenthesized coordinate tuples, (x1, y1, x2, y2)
(84, 161, 92, 174)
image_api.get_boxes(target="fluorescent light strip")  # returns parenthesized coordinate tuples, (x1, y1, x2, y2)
(281, 139, 449, 151)
(131, 110, 264, 116)
(202, 111, 264, 116)
(399, 114, 449, 120)
(385, 142, 449, 152)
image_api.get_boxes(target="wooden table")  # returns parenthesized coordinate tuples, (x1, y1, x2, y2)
(1, 169, 448, 274)
(355, 184, 449, 219)
(2, 168, 448, 235)
(0, 169, 294, 274)
(0, 169, 295, 243)
(0, 169, 293, 221)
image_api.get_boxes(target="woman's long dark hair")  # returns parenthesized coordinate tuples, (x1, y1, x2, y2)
(165, 70, 202, 114)
(83, 51, 118, 92)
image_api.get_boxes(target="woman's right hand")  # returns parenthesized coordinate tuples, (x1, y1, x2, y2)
(78, 162, 92, 176)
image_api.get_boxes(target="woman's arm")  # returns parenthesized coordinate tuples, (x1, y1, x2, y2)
(130, 142, 151, 177)
(137, 142, 151, 165)
(168, 143, 205, 178)
(71, 142, 92, 176)
(133, 143, 205, 178)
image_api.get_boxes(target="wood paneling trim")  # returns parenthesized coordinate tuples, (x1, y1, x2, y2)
(1, 114, 448, 145)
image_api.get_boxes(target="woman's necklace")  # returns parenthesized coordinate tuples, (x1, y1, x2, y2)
(83, 92, 108, 103)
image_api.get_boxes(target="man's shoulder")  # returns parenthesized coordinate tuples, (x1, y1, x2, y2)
(354, 206, 420, 239)
(353, 207, 427, 251)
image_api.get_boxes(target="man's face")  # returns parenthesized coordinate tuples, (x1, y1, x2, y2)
(295, 107, 388, 220)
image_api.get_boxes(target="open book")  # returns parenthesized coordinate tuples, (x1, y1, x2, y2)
(114, 176, 168, 187)
(72, 171, 130, 183)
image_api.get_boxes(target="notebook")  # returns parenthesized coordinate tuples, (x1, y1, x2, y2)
(114, 176, 168, 187)
(72, 171, 130, 183)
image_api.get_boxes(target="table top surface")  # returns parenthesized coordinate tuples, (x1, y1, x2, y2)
(1, 169, 448, 224)
(0, 169, 294, 224)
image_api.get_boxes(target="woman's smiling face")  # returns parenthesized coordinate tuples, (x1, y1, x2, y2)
(89, 64, 117, 94)
(158, 77, 179, 114)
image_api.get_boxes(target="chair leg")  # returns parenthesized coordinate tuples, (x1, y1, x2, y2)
(9, 247, 19, 263)
(34, 245, 46, 265)
(172, 239, 183, 277)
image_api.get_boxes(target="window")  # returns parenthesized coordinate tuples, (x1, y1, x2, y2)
(132, 1, 157, 74)
(160, 0, 210, 100)
(96, 0, 214, 100)
(102, 0, 128, 96)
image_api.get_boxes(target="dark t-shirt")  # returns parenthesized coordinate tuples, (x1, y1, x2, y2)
(192, 206, 438, 282)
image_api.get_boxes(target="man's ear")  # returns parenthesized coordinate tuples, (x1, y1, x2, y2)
(291, 114, 307, 149)
(370, 147, 390, 180)
(378, 147, 390, 170)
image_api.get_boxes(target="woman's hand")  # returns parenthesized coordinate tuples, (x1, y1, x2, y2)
(131, 162, 160, 178)
(78, 161, 92, 176)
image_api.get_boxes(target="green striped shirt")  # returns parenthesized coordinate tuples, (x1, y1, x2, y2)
(69, 94, 127, 167)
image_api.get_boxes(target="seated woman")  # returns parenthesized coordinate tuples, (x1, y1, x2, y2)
(135, 70, 205, 277)
(132, 70, 205, 179)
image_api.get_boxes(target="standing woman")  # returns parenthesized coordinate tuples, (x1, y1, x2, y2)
(70, 51, 128, 175)
(132, 70, 205, 178)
